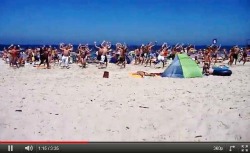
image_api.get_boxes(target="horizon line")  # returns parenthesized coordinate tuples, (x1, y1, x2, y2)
(0, 43, 246, 46)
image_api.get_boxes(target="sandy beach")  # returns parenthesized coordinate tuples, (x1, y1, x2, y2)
(0, 60, 249, 141)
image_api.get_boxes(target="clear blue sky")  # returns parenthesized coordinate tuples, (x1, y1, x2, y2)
(0, 0, 249, 45)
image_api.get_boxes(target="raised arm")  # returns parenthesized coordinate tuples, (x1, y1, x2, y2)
(59, 43, 64, 50)
(107, 42, 112, 48)
(116, 43, 122, 48)
(217, 44, 221, 50)
(94, 42, 101, 49)
(78, 44, 82, 50)
(149, 42, 155, 47)
(101, 40, 106, 47)
(162, 43, 167, 48)
(70, 45, 73, 51)
(8, 44, 14, 49)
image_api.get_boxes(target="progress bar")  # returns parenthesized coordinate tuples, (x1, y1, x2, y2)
(0, 142, 249, 153)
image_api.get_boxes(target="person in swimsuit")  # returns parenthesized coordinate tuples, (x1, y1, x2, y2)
(170, 47, 177, 60)
(7, 45, 14, 67)
(140, 44, 146, 65)
(154, 43, 167, 68)
(94, 41, 104, 63)
(59, 43, 71, 68)
(203, 48, 211, 68)
(194, 56, 200, 64)
(239, 48, 248, 65)
(52, 47, 59, 64)
(47, 46, 53, 64)
(9, 45, 20, 68)
(138, 47, 143, 64)
(77, 44, 83, 64)
(222, 48, 228, 61)
(80, 48, 87, 68)
(2, 47, 8, 63)
(233, 46, 239, 65)
(134, 48, 140, 65)
(144, 42, 155, 67)
(211, 44, 221, 65)
(202, 63, 210, 75)
(132, 71, 162, 78)
(26, 48, 33, 64)
(117, 44, 127, 68)
(228, 47, 234, 66)
(101, 41, 110, 68)
(39, 46, 50, 69)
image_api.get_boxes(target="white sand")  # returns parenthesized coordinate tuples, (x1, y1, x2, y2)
(0, 60, 249, 141)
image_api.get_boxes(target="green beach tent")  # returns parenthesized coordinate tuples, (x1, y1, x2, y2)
(161, 54, 202, 78)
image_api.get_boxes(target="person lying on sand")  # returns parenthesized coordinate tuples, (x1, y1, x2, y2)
(132, 71, 162, 78)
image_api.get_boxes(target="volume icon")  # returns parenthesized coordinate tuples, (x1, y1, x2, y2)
(25, 145, 33, 151)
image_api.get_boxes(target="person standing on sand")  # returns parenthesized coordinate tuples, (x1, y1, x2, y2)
(47, 46, 53, 64)
(207, 46, 212, 67)
(59, 43, 71, 69)
(9, 45, 20, 68)
(144, 42, 155, 67)
(79, 46, 88, 68)
(77, 44, 84, 64)
(203, 48, 211, 68)
(134, 47, 140, 65)
(238, 48, 248, 65)
(117, 44, 127, 68)
(223, 48, 228, 61)
(228, 47, 234, 66)
(2, 47, 8, 62)
(52, 47, 59, 64)
(26, 48, 33, 64)
(7, 45, 14, 67)
(34, 48, 40, 64)
(101, 41, 111, 68)
(233, 46, 240, 65)
(153, 43, 167, 68)
(140, 44, 146, 65)
(39, 46, 50, 69)
(170, 44, 178, 60)
(94, 41, 104, 63)
(94, 40, 110, 68)
(211, 44, 221, 65)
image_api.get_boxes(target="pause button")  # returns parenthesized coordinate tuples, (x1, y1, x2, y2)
(8, 145, 13, 152)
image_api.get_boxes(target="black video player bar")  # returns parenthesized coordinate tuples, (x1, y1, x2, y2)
(0, 142, 249, 153)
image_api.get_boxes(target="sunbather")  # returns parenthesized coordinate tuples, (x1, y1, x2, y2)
(132, 71, 161, 78)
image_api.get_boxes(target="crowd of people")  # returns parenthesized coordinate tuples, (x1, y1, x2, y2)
(1, 41, 250, 74)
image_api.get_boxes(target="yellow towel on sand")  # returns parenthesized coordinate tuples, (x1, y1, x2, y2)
(129, 73, 143, 78)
